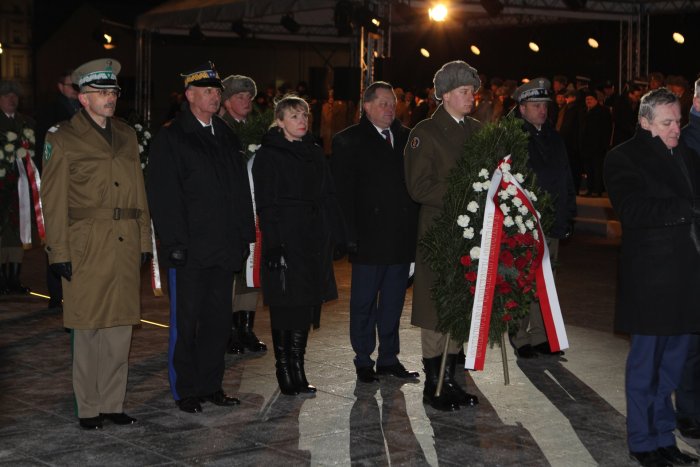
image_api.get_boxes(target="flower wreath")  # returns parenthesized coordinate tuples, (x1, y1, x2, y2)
(420, 115, 555, 346)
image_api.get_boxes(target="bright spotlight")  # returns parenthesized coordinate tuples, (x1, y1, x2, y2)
(528, 41, 540, 52)
(102, 33, 115, 50)
(587, 37, 599, 48)
(673, 32, 685, 44)
(371, 18, 381, 27)
(522, 78, 530, 83)
(429, 4, 448, 22)
(470, 45, 481, 56)
(420, 48, 430, 58)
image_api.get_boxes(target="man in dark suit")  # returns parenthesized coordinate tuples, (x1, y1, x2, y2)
(332, 81, 420, 384)
(604, 88, 700, 467)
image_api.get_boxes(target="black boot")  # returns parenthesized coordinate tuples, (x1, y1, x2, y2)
(290, 329, 316, 393)
(7, 263, 30, 294)
(271, 329, 298, 395)
(227, 311, 245, 354)
(444, 354, 478, 406)
(422, 356, 459, 411)
(239, 310, 267, 352)
(0, 263, 9, 295)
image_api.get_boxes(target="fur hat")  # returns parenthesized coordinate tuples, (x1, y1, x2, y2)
(433, 61, 481, 100)
(222, 75, 257, 100)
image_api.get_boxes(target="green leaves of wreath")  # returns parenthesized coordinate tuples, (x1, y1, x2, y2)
(419, 115, 555, 345)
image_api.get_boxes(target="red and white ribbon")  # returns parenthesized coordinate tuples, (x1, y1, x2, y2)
(245, 154, 261, 288)
(150, 220, 163, 296)
(16, 153, 44, 249)
(465, 156, 568, 370)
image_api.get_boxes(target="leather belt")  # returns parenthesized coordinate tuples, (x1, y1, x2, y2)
(68, 207, 140, 220)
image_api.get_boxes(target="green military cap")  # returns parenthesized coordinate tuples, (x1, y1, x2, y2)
(513, 77, 552, 103)
(181, 61, 223, 89)
(72, 58, 121, 89)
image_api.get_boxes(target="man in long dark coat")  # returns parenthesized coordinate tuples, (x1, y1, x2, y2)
(148, 62, 255, 414)
(332, 81, 420, 384)
(604, 88, 700, 467)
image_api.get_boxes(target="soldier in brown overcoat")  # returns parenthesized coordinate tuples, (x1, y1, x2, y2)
(404, 61, 482, 412)
(41, 59, 152, 430)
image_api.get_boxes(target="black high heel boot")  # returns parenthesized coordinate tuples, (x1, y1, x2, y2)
(290, 329, 316, 393)
(227, 311, 245, 354)
(272, 329, 298, 395)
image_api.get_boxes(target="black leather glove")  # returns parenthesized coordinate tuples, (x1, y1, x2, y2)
(50, 262, 72, 281)
(169, 249, 187, 267)
(562, 222, 574, 240)
(347, 241, 359, 255)
(264, 246, 286, 271)
(141, 252, 153, 267)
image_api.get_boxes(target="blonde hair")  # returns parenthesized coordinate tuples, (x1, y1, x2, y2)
(273, 94, 309, 124)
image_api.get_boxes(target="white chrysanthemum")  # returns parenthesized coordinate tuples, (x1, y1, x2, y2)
(515, 215, 523, 225)
(472, 182, 484, 192)
(141, 162, 146, 169)
(506, 184, 517, 196)
(536, 210, 541, 219)
(498, 190, 509, 200)
(501, 162, 511, 173)
(457, 214, 470, 227)
(533, 230, 539, 241)
(470, 246, 480, 259)
(503, 216, 514, 227)
(4, 144, 13, 153)
(479, 168, 489, 179)
(502, 172, 512, 183)
(525, 219, 535, 230)
(16, 147, 26, 158)
(512, 197, 523, 207)
(23, 128, 34, 138)
(518, 205, 529, 215)
(515, 173, 525, 183)
(248, 144, 261, 153)
(499, 203, 510, 215)
(518, 224, 527, 234)
(5, 132, 17, 142)
(144, 131, 152, 139)
(530, 192, 538, 202)
(467, 201, 479, 213)
(138, 145, 144, 153)
(463, 227, 474, 239)
(135, 124, 143, 131)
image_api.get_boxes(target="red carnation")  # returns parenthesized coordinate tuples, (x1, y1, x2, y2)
(460, 255, 472, 267)
(465, 271, 477, 282)
(500, 250, 514, 268)
(21, 140, 30, 149)
(502, 313, 513, 322)
(498, 282, 512, 294)
(469, 286, 476, 295)
(505, 300, 518, 309)
(515, 256, 529, 270)
(502, 236, 517, 249)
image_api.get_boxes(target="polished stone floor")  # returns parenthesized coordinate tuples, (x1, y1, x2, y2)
(1, 233, 698, 466)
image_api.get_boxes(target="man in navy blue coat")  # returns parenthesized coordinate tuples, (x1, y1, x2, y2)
(332, 81, 420, 383)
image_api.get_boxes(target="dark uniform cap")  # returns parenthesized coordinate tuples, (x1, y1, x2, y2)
(575, 75, 591, 83)
(513, 78, 552, 103)
(222, 75, 257, 100)
(72, 58, 121, 89)
(181, 61, 223, 89)
(433, 60, 481, 100)
(0, 80, 23, 96)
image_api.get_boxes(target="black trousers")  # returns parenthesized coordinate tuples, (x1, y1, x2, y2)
(168, 266, 234, 400)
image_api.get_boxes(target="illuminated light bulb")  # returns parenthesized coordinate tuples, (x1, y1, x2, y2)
(528, 41, 540, 52)
(673, 32, 685, 44)
(588, 37, 599, 48)
(420, 48, 430, 58)
(470, 45, 481, 56)
(429, 4, 448, 22)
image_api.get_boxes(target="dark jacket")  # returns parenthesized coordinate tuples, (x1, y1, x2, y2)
(252, 127, 341, 307)
(580, 104, 612, 160)
(682, 110, 700, 155)
(522, 119, 577, 238)
(604, 127, 700, 335)
(147, 107, 255, 270)
(331, 116, 419, 264)
(612, 94, 638, 147)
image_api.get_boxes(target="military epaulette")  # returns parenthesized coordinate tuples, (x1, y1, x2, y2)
(48, 125, 60, 133)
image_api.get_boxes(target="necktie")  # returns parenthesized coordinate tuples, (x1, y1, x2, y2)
(459, 120, 465, 128)
(382, 129, 392, 148)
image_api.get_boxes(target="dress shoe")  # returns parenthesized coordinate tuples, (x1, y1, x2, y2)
(515, 344, 539, 359)
(376, 362, 419, 379)
(533, 342, 565, 356)
(200, 390, 240, 406)
(356, 366, 379, 383)
(678, 418, 700, 439)
(177, 397, 202, 413)
(629, 450, 671, 467)
(657, 446, 699, 466)
(100, 412, 137, 425)
(79, 416, 103, 430)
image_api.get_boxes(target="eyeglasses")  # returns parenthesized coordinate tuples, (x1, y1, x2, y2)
(81, 89, 121, 98)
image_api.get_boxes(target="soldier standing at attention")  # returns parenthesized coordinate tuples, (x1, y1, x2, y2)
(404, 61, 482, 411)
(41, 59, 152, 430)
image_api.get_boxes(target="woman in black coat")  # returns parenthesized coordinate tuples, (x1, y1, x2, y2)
(252, 95, 342, 396)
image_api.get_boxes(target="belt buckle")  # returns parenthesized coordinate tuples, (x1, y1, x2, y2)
(113, 208, 121, 220)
